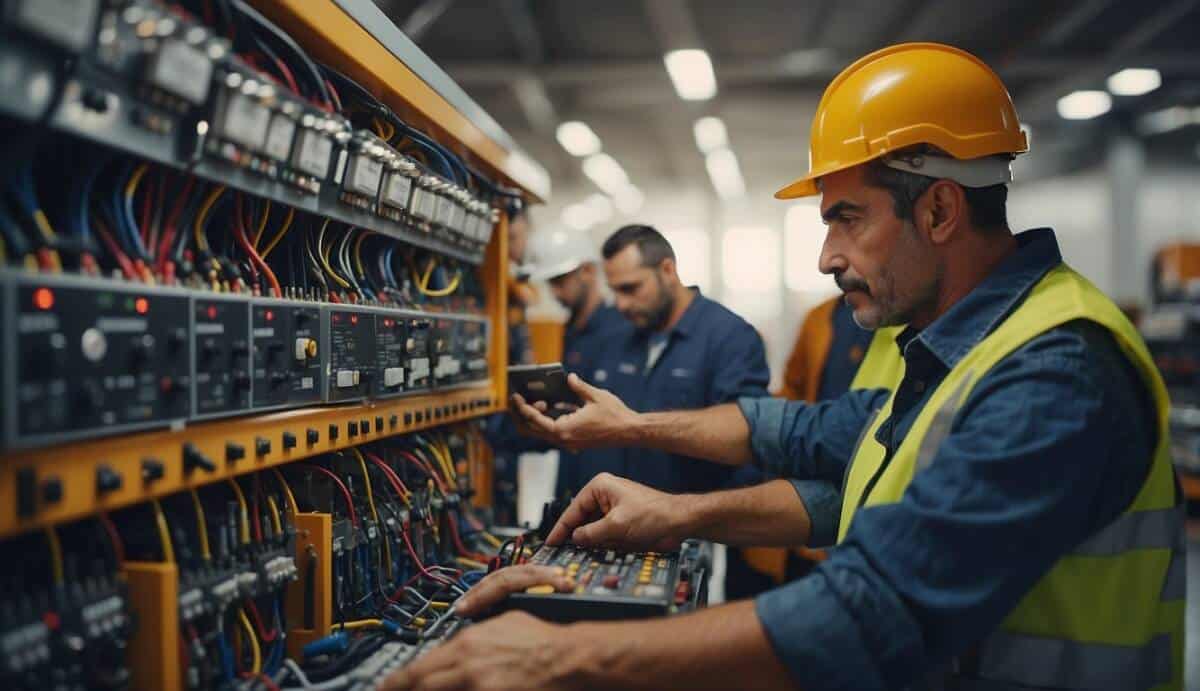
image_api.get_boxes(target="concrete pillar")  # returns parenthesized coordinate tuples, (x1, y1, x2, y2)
(1106, 132, 1146, 305)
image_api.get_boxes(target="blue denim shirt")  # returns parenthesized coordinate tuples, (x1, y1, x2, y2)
(560, 289, 770, 494)
(738, 229, 1157, 690)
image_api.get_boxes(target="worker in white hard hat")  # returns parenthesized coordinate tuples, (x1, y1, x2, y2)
(387, 43, 1182, 691)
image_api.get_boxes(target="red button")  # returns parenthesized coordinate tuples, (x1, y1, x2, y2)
(602, 574, 620, 589)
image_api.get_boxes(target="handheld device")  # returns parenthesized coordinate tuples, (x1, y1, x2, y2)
(507, 363, 581, 418)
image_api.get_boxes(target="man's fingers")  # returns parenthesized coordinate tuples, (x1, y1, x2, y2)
(511, 394, 558, 435)
(566, 372, 600, 401)
(547, 480, 605, 545)
(571, 516, 622, 547)
(454, 565, 574, 618)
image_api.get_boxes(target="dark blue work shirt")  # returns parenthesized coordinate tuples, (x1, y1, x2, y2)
(560, 289, 770, 494)
(739, 229, 1158, 690)
(562, 303, 626, 377)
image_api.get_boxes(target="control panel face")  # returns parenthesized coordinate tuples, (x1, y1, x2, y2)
(321, 306, 376, 402)
(252, 300, 321, 410)
(405, 316, 433, 392)
(5, 275, 190, 448)
(432, 317, 459, 386)
(191, 296, 251, 418)
(374, 311, 408, 398)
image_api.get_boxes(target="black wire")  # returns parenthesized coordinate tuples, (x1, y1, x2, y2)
(230, 0, 333, 108)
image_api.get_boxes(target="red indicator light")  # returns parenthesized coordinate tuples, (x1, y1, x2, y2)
(206, 305, 218, 320)
(384, 319, 393, 327)
(33, 287, 54, 310)
(350, 315, 358, 325)
(266, 310, 275, 322)
(134, 297, 149, 315)
(332, 314, 341, 323)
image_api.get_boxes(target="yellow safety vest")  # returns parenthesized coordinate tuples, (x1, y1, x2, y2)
(848, 325, 905, 391)
(838, 264, 1185, 691)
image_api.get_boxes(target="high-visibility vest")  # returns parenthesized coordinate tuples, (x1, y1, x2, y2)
(838, 264, 1185, 691)
(848, 325, 905, 391)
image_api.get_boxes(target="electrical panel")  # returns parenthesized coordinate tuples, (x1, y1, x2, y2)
(0, 0, 542, 688)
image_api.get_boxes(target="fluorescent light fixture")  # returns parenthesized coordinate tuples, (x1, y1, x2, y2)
(661, 228, 711, 292)
(705, 147, 746, 200)
(693, 116, 728, 153)
(555, 121, 602, 157)
(581, 153, 629, 195)
(1137, 106, 1200, 135)
(1107, 68, 1161, 97)
(663, 49, 717, 101)
(584, 193, 613, 224)
(1056, 90, 1112, 120)
(562, 203, 596, 231)
(613, 185, 644, 215)
(784, 203, 836, 293)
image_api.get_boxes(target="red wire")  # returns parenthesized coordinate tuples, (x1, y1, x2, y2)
(325, 79, 343, 111)
(98, 513, 125, 564)
(157, 177, 194, 274)
(303, 465, 358, 527)
(95, 222, 137, 279)
(271, 57, 300, 95)
(397, 451, 447, 492)
(244, 601, 278, 643)
(447, 512, 486, 562)
(233, 195, 282, 297)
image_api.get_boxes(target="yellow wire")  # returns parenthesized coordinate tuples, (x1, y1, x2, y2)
(318, 222, 351, 289)
(44, 527, 64, 585)
(189, 490, 212, 561)
(151, 499, 177, 563)
(193, 186, 225, 252)
(32, 210, 58, 242)
(455, 556, 486, 570)
(22, 253, 37, 270)
(424, 437, 456, 482)
(227, 480, 251, 544)
(350, 448, 391, 580)
(271, 469, 298, 515)
(352, 232, 370, 279)
(481, 532, 504, 549)
(338, 619, 383, 630)
(260, 207, 295, 260)
(252, 199, 271, 248)
(237, 609, 262, 674)
(266, 495, 283, 536)
(0, 234, 7, 264)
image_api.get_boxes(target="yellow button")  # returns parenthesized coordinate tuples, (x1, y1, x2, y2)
(524, 584, 555, 594)
(638, 575, 651, 584)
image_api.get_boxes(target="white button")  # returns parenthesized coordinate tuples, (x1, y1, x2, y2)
(384, 367, 404, 388)
(336, 370, 358, 388)
(81, 328, 108, 363)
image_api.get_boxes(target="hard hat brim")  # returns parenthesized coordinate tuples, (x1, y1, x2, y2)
(529, 257, 587, 282)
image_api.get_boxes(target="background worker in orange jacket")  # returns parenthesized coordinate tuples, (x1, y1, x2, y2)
(730, 295, 875, 597)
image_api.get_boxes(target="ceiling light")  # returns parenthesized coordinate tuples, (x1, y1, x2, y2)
(584, 193, 613, 224)
(705, 147, 745, 200)
(581, 153, 629, 195)
(1056, 90, 1112, 120)
(555, 121, 602, 157)
(664, 49, 717, 101)
(613, 185, 644, 215)
(693, 116, 728, 153)
(1107, 68, 1162, 97)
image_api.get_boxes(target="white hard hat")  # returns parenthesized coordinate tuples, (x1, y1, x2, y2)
(528, 228, 597, 282)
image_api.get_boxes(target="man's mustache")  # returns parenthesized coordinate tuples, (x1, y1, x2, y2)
(835, 274, 870, 295)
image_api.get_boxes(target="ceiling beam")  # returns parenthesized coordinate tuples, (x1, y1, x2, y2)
(443, 52, 1200, 88)
(399, 0, 455, 43)
(1037, 0, 1119, 47)
(1018, 0, 1200, 119)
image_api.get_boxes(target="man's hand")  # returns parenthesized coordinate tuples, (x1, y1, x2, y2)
(453, 565, 575, 619)
(547, 473, 690, 552)
(511, 374, 640, 451)
(379, 611, 587, 691)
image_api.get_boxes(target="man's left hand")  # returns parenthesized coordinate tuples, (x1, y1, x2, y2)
(378, 611, 587, 691)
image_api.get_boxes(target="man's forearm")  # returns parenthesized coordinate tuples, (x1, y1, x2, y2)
(679, 480, 812, 547)
(570, 600, 795, 691)
(631, 403, 755, 466)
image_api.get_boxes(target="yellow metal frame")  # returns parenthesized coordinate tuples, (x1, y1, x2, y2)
(125, 561, 181, 691)
(286, 513, 334, 659)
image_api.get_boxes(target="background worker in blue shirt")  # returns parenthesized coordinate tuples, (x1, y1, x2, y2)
(385, 43, 1182, 691)
(552, 224, 770, 495)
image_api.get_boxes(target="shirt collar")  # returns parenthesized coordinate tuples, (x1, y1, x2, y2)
(641, 287, 704, 341)
(898, 228, 1063, 369)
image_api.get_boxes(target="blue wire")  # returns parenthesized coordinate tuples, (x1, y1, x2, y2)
(217, 631, 235, 681)
(119, 166, 151, 261)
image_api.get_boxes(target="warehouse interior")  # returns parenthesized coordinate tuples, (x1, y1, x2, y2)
(1, 0, 1199, 689)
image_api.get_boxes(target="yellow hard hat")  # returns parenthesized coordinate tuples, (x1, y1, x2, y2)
(775, 42, 1028, 199)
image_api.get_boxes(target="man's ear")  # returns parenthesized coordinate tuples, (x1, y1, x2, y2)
(919, 180, 967, 245)
(658, 257, 678, 282)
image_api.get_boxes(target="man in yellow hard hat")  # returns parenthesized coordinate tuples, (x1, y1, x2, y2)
(385, 43, 1184, 691)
